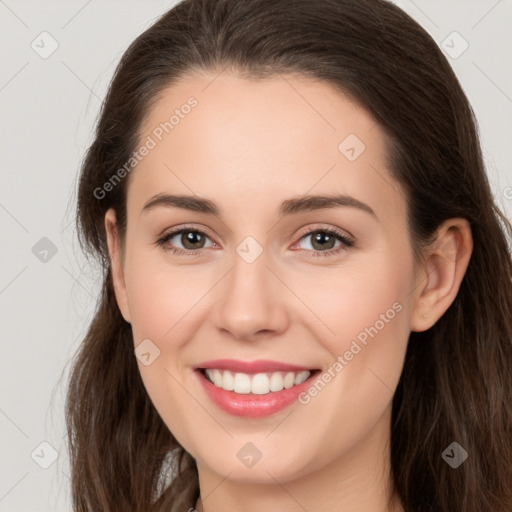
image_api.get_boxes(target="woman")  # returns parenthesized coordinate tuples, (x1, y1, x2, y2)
(65, 0, 512, 510)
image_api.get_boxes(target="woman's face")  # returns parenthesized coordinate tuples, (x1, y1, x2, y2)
(106, 70, 428, 483)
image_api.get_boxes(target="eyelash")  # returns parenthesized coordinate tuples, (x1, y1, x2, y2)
(155, 224, 356, 258)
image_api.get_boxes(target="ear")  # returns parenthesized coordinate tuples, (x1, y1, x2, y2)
(104, 208, 131, 323)
(410, 218, 473, 332)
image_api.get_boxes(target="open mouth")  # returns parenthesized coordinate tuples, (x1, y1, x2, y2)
(197, 368, 321, 395)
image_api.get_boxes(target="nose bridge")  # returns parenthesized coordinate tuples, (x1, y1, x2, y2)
(212, 237, 289, 339)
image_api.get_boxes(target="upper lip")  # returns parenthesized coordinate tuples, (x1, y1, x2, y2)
(195, 359, 318, 374)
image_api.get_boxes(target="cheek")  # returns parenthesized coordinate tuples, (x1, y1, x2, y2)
(124, 256, 212, 345)
(292, 249, 413, 421)
(289, 265, 411, 468)
(290, 251, 413, 353)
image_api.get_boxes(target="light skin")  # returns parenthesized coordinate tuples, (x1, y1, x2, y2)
(104, 69, 472, 512)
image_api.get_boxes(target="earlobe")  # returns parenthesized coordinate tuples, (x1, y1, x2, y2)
(104, 208, 131, 323)
(410, 218, 473, 332)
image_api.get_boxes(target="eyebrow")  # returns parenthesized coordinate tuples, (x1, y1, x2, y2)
(141, 193, 377, 219)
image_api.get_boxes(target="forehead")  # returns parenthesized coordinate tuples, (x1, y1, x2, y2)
(139, 70, 378, 154)
(128, 70, 405, 226)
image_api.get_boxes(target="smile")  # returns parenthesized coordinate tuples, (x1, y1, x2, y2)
(202, 368, 311, 394)
(194, 359, 321, 418)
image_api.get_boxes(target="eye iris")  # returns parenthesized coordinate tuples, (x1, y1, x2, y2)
(311, 231, 336, 250)
(182, 231, 205, 249)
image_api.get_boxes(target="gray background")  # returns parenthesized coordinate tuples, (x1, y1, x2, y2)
(1, 1, 511, 510)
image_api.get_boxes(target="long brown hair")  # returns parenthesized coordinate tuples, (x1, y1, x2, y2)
(66, 0, 512, 510)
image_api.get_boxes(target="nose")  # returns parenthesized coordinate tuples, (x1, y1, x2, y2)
(211, 247, 290, 342)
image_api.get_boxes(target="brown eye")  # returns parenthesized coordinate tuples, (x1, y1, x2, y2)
(156, 227, 215, 254)
(179, 231, 207, 250)
(309, 230, 338, 251)
(294, 227, 355, 258)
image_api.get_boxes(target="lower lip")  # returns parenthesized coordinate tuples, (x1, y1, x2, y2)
(195, 369, 319, 418)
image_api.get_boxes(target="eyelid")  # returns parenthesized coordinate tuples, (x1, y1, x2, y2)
(157, 223, 217, 242)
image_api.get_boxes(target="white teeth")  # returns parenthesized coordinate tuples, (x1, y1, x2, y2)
(212, 369, 223, 387)
(294, 371, 310, 385)
(283, 372, 295, 389)
(269, 372, 284, 392)
(251, 373, 269, 394)
(233, 372, 251, 394)
(204, 369, 312, 395)
(222, 370, 234, 391)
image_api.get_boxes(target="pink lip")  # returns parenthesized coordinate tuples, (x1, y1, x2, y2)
(195, 358, 315, 374)
(194, 367, 320, 418)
